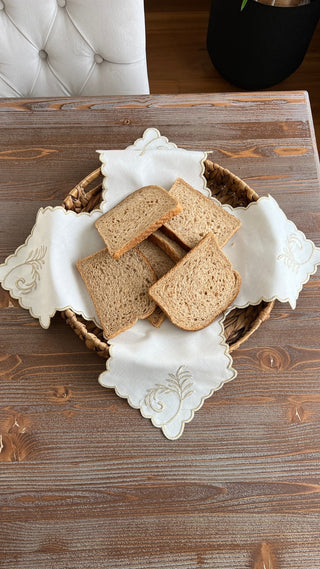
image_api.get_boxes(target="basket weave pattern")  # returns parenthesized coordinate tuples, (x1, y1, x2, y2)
(61, 160, 274, 357)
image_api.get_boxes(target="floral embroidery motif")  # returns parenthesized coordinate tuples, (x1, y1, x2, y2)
(3, 246, 47, 295)
(144, 365, 194, 426)
(277, 233, 313, 273)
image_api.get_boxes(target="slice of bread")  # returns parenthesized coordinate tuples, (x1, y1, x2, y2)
(149, 229, 187, 263)
(137, 238, 175, 327)
(148, 232, 241, 331)
(95, 185, 182, 259)
(137, 238, 175, 278)
(77, 248, 157, 339)
(163, 178, 241, 249)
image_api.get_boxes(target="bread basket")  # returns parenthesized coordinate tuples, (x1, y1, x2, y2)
(61, 160, 274, 358)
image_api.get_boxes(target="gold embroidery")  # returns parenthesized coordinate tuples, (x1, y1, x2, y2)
(4, 246, 47, 295)
(277, 233, 313, 273)
(137, 134, 162, 156)
(144, 365, 194, 425)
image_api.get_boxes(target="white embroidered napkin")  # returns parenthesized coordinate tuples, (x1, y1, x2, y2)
(99, 317, 236, 440)
(98, 127, 210, 210)
(223, 196, 320, 310)
(0, 207, 103, 327)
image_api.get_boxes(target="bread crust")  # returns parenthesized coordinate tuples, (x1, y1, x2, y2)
(149, 229, 187, 263)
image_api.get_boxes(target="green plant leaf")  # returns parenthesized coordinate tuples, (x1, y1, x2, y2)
(240, 0, 249, 10)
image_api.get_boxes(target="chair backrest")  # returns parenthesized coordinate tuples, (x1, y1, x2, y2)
(0, 0, 149, 96)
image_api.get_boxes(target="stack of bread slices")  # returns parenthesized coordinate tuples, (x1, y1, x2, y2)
(77, 179, 241, 339)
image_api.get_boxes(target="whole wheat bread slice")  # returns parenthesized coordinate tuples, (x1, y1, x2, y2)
(95, 185, 182, 259)
(137, 238, 175, 327)
(77, 248, 157, 339)
(149, 229, 187, 262)
(137, 238, 175, 278)
(163, 178, 241, 249)
(148, 232, 241, 331)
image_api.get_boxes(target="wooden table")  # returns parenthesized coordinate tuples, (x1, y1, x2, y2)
(1, 92, 320, 569)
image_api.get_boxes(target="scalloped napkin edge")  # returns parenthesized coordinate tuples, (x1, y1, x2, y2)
(224, 195, 320, 311)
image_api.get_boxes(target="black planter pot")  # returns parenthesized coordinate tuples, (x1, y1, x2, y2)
(207, 0, 320, 90)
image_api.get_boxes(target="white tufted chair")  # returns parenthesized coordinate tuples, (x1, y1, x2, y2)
(0, 0, 149, 97)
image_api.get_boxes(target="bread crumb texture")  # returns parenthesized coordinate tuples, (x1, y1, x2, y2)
(149, 232, 241, 331)
(137, 239, 175, 278)
(164, 178, 241, 249)
(137, 239, 175, 327)
(77, 248, 157, 339)
(95, 185, 182, 259)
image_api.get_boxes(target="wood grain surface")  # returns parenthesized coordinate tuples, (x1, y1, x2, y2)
(1, 92, 320, 569)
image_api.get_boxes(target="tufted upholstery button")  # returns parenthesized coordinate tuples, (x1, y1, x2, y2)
(39, 49, 48, 60)
(0, 0, 149, 97)
(94, 54, 104, 64)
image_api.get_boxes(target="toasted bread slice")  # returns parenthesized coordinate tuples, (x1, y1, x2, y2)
(95, 185, 182, 259)
(137, 238, 175, 327)
(148, 232, 241, 331)
(163, 178, 241, 249)
(77, 248, 157, 339)
(149, 229, 187, 262)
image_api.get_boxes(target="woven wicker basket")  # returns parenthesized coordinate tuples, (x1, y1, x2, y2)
(61, 160, 274, 358)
